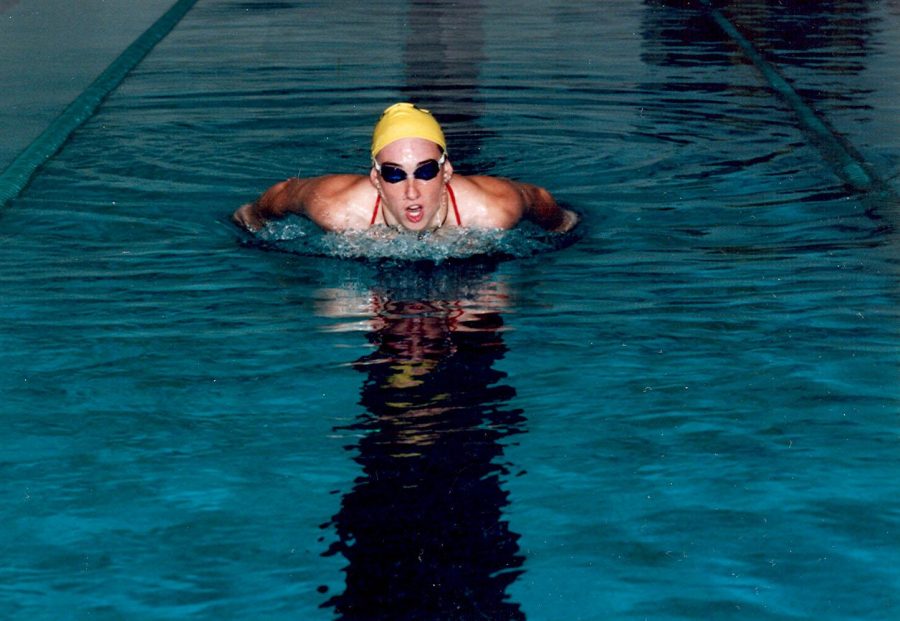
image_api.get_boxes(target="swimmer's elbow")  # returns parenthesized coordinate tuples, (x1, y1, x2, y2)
(251, 179, 304, 220)
(259, 180, 293, 216)
(521, 184, 573, 232)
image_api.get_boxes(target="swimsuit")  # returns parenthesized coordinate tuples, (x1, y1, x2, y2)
(370, 184, 461, 227)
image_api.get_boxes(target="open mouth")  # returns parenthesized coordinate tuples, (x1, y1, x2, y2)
(405, 205, 424, 223)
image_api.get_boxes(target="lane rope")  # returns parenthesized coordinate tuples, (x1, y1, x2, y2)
(698, 0, 897, 202)
(0, 0, 198, 208)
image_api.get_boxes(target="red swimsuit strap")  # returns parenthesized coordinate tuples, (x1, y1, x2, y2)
(370, 195, 381, 226)
(446, 183, 462, 226)
(370, 184, 461, 227)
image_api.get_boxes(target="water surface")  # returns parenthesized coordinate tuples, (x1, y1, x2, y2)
(1, 1, 898, 620)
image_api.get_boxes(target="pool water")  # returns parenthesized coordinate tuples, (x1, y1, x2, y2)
(2, 1, 898, 619)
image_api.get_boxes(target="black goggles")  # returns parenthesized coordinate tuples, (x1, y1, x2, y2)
(373, 153, 446, 184)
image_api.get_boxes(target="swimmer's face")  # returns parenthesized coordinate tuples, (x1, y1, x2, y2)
(370, 137, 453, 232)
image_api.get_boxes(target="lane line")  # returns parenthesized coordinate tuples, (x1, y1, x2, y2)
(0, 0, 198, 208)
(698, 0, 897, 205)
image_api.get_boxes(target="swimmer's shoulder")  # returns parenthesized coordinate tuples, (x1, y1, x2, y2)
(301, 174, 376, 231)
(450, 175, 525, 229)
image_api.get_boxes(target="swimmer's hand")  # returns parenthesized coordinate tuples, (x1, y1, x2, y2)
(554, 208, 580, 233)
(232, 203, 265, 232)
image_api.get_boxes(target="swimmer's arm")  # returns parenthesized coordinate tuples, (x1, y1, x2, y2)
(232, 178, 311, 232)
(515, 182, 579, 233)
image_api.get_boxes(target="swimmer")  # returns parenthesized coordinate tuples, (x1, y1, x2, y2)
(232, 102, 578, 234)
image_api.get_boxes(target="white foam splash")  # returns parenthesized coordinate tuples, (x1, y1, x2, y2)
(254, 216, 576, 263)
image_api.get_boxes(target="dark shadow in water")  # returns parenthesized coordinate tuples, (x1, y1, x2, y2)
(320, 261, 526, 621)
(401, 0, 494, 175)
(712, 0, 875, 75)
(638, 0, 894, 223)
(641, 0, 876, 99)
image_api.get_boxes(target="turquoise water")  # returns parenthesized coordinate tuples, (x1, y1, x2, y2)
(2, 1, 898, 619)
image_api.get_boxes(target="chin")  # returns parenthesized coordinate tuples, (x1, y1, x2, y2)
(401, 222, 429, 233)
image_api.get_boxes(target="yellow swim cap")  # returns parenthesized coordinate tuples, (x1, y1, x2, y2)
(371, 102, 446, 159)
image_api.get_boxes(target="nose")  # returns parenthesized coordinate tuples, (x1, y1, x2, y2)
(404, 178, 420, 200)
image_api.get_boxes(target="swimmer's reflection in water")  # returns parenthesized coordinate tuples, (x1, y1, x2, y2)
(318, 267, 526, 620)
